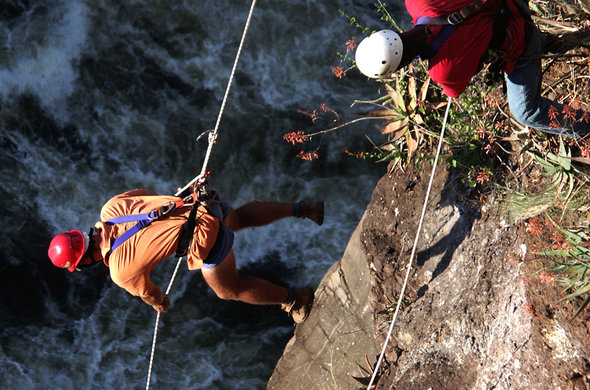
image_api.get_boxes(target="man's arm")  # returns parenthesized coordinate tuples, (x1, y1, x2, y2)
(398, 25, 432, 69)
(112, 271, 171, 312)
(139, 279, 171, 312)
(141, 289, 171, 313)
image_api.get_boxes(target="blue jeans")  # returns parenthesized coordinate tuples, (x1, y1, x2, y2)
(505, 22, 589, 138)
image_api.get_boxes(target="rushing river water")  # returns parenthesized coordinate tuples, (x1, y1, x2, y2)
(0, 1, 410, 388)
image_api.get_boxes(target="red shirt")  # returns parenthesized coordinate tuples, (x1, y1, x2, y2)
(405, 0, 526, 97)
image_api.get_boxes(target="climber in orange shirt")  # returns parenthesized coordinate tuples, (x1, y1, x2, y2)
(47, 188, 322, 323)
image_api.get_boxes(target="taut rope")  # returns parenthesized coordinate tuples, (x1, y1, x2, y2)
(145, 2, 258, 389)
(176, 0, 259, 196)
(367, 97, 453, 389)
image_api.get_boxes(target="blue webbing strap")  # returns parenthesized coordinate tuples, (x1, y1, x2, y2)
(106, 209, 166, 253)
(107, 212, 156, 224)
(417, 24, 456, 59)
(414, 0, 488, 59)
(416, 0, 486, 26)
(416, 15, 450, 26)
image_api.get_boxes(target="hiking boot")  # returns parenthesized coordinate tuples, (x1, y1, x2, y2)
(542, 32, 562, 54)
(295, 200, 324, 225)
(281, 287, 314, 324)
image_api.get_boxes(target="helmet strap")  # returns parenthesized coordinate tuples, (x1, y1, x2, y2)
(76, 228, 102, 269)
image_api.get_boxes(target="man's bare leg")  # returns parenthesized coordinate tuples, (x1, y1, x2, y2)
(222, 202, 294, 232)
(201, 250, 288, 304)
(222, 200, 323, 231)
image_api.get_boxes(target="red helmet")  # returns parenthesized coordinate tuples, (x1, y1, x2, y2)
(48, 230, 89, 272)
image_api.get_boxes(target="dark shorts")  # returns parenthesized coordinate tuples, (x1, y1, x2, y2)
(202, 193, 234, 269)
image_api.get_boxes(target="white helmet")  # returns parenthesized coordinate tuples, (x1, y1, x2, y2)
(355, 30, 403, 79)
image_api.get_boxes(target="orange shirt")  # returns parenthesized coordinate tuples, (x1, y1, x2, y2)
(95, 189, 220, 300)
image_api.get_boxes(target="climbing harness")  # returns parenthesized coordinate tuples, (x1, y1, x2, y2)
(145, 1, 258, 389)
(416, 0, 490, 26)
(105, 199, 185, 253)
(175, 172, 217, 258)
(416, 0, 511, 61)
(416, 0, 490, 59)
(106, 170, 216, 258)
(367, 97, 453, 390)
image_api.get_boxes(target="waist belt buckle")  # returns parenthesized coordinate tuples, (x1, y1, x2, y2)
(447, 12, 464, 25)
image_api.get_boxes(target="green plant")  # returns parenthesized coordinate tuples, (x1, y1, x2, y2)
(530, 139, 579, 193)
(540, 218, 590, 320)
(505, 138, 589, 220)
(351, 66, 446, 164)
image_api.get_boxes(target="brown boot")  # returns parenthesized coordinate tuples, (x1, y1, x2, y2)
(281, 287, 314, 323)
(294, 200, 324, 225)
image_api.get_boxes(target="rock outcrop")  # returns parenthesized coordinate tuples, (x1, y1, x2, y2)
(269, 161, 590, 389)
(267, 215, 377, 389)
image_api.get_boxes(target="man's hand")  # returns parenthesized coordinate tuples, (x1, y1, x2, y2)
(152, 295, 171, 313)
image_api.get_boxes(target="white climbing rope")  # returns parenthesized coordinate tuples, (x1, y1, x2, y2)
(177, 0, 259, 196)
(145, 2, 258, 389)
(145, 255, 184, 390)
(367, 97, 453, 389)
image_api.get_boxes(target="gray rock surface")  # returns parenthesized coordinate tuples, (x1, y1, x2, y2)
(269, 162, 590, 389)
(267, 215, 377, 390)
(362, 162, 590, 389)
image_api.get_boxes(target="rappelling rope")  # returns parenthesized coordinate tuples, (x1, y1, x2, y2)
(145, 256, 184, 390)
(367, 97, 453, 390)
(145, 2, 258, 389)
(177, 0, 259, 196)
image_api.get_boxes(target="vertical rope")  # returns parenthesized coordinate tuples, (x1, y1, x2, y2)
(176, 0, 258, 197)
(145, 255, 184, 390)
(367, 97, 453, 389)
(145, 2, 258, 389)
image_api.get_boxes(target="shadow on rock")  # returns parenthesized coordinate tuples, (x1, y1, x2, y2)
(416, 168, 482, 298)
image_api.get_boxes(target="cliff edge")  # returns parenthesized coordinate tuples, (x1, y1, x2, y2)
(267, 212, 378, 389)
(269, 160, 590, 389)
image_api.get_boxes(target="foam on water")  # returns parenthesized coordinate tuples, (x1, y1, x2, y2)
(0, 1, 89, 118)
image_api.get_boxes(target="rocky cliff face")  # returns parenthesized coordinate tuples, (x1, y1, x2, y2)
(269, 161, 590, 389)
(267, 214, 378, 390)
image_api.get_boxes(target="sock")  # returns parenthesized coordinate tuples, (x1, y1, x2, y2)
(292, 201, 303, 218)
(283, 287, 295, 307)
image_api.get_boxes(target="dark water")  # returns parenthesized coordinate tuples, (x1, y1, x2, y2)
(0, 1, 408, 388)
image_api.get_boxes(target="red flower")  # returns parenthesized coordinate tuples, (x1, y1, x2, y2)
(296, 108, 320, 123)
(483, 90, 501, 108)
(525, 219, 544, 236)
(319, 103, 339, 121)
(477, 125, 487, 139)
(476, 171, 491, 184)
(538, 272, 556, 286)
(551, 232, 571, 252)
(331, 66, 346, 79)
(283, 131, 310, 145)
(345, 37, 357, 53)
(296, 151, 319, 161)
(562, 104, 578, 122)
(548, 105, 559, 121)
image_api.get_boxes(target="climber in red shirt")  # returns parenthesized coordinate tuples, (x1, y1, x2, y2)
(355, 0, 589, 137)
